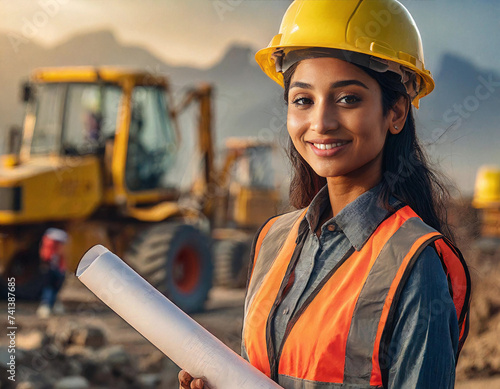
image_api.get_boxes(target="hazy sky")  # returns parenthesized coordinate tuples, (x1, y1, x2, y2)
(1, 0, 499, 72)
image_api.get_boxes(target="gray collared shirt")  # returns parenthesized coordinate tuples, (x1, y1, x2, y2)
(270, 184, 458, 388)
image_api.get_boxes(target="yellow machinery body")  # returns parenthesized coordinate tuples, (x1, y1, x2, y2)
(0, 67, 215, 306)
(0, 156, 102, 225)
(473, 165, 500, 238)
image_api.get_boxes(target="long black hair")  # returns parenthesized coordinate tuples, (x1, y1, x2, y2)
(284, 61, 455, 242)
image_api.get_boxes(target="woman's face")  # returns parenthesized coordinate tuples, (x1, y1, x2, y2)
(287, 57, 392, 185)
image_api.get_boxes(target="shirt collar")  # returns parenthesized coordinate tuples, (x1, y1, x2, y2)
(301, 183, 396, 251)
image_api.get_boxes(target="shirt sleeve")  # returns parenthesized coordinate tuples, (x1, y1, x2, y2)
(386, 245, 459, 389)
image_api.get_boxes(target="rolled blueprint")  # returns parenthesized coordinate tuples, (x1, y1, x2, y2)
(76, 245, 282, 389)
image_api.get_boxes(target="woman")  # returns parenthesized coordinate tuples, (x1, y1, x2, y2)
(180, 1, 471, 388)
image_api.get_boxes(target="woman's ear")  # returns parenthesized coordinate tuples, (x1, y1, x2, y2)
(388, 95, 410, 135)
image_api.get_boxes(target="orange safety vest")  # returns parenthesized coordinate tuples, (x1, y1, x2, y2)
(243, 205, 470, 388)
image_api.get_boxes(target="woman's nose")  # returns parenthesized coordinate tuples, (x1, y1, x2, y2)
(309, 101, 339, 133)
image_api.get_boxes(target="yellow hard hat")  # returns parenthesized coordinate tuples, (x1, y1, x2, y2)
(255, 0, 434, 108)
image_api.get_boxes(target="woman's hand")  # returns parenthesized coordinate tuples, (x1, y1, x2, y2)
(178, 370, 205, 389)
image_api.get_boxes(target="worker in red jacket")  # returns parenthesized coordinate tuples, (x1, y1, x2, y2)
(37, 228, 68, 318)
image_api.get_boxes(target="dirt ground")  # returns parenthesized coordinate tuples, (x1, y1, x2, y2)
(2, 264, 499, 388)
(2, 277, 248, 387)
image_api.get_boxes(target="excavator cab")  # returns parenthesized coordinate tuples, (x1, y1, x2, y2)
(26, 81, 116, 156)
(20, 68, 180, 197)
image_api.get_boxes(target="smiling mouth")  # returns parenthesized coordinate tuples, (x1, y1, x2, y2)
(311, 141, 350, 150)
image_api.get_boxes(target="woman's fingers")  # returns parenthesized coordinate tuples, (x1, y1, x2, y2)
(178, 370, 193, 389)
(191, 378, 204, 389)
(178, 371, 205, 389)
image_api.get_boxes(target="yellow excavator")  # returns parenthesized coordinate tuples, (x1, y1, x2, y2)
(0, 67, 280, 312)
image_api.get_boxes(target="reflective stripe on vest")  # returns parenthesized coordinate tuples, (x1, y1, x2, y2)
(243, 205, 470, 388)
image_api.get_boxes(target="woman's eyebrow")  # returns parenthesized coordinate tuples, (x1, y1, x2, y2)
(331, 80, 369, 89)
(290, 81, 312, 89)
(290, 79, 369, 90)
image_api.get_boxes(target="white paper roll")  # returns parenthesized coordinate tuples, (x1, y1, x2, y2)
(76, 245, 282, 389)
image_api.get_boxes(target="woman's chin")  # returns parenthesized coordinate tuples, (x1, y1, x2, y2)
(307, 160, 348, 178)
(311, 167, 344, 179)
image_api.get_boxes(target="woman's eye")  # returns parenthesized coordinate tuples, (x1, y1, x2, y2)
(292, 97, 313, 106)
(338, 95, 361, 104)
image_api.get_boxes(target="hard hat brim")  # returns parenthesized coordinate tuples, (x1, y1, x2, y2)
(255, 45, 434, 109)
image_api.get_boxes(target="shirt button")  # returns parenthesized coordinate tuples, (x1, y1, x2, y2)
(327, 224, 336, 232)
(283, 308, 290, 315)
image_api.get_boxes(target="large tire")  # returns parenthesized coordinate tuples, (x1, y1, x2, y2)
(124, 223, 213, 313)
(0, 238, 44, 300)
(213, 239, 250, 289)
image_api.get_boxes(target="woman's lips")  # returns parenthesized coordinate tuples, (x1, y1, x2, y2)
(308, 140, 351, 157)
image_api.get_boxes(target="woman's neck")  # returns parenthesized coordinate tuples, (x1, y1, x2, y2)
(326, 175, 382, 216)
